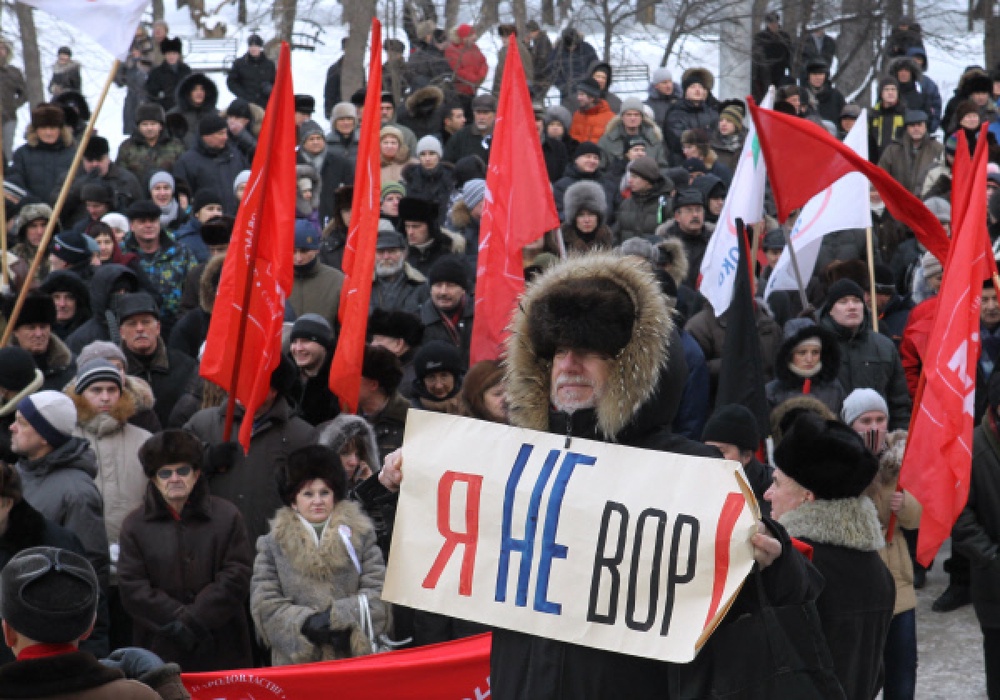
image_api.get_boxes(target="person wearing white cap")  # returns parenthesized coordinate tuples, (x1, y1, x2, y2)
(9, 390, 111, 653)
(402, 135, 454, 222)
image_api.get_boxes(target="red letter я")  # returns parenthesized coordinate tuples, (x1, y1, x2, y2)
(704, 492, 745, 628)
(422, 471, 484, 596)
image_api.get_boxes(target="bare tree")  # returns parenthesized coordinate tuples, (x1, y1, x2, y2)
(836, 0, 882, 105)
(342, 0, 379, 102)
(273, 0, 297, 43)
(13, 3, 42, 107)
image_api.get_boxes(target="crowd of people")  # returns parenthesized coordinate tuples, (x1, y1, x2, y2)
(0, 8, 997, 700)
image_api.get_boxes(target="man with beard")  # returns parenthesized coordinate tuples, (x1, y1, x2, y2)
(379, 252, 818, 698)
(370, 221, 429, 315)
(419, 256, 473, 368)
(288, 314, 340, 426)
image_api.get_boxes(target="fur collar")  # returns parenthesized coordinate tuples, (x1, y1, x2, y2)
(506, 252, 672, 440)
(449, 199, 473, 230)
(270, 501, 373, 582)
(24, 125, 74, 148)
(67, 385, 137, 434)
(779, 497, 885, 551)
(317, 415, 380, 471)
(199, 253, 226, 314)
(655, 236, 688, 286)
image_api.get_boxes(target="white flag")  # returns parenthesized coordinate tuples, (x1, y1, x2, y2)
(19, 0, 150, 61)
(764, 112, 872, 299)
(698, 89, 774, 316)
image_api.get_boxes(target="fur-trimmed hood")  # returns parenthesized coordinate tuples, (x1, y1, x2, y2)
(23, 124, 74, 148)
(317, 414, 380, 472)
(506, 252, 673, 441)
(269, 501, 374, 583)
(66, 383, 138, 435)
(888, 56, 922, 83)
(773, 322, 842, 385)
(602, 114, 663, 143)
(296, 163, 320, 216)
(404, 85, 445, 117)
(198, 253, 226, 314)
(779, 496, 885, 551)
(174, 72, 219, 113)
(449, 199, 474, 230)
(655, 237, 688, 286)
(563, 180, 607, 222)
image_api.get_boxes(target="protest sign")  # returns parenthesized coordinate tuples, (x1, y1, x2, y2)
(383, 411, 759, 663)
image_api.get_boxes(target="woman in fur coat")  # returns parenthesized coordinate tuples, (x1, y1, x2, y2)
(251, 445, 391, 666)
(766, 412, 896, 700)
(543, 180, 614, 256)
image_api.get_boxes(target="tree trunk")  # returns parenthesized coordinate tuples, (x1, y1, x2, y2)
(445, 0, 460, 30)
(187, 0, 206, 32)
(152, 0, 165, 21)
(14, 4, 43, 108)
(988, 13, 1000, 75)
(719, 0, 753, 101)
(541, 0, 555, 26)
(512, 0, 527, 37)
(479, 0, 499, 31)
(342, 0, 378, 102)
(837, 0, 879, 105)
(238, 0, 247, 24)
(637, 0, 655, 26)
(272, 0, 297, 44)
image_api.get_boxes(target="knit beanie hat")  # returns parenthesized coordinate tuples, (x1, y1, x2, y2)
(226, 98, 252, 120)
(702, 404, 760, 451)
(80, 182, 113, 206)
(15, 391, 76, 449)
(198, 113, 227, 136)
(840, 388, 889, 427)
(462, 179, 487, 210)
(0, 347, 40, 393)
(192, 189, 222, 214)
(1, 547, 98, 644)
(544, 105, 572, 131)
(135, 102, 166, 126)
(330, 101, 357, 122)
(416, 135, 443, 158)
(574, 141, 602, 159)
(293, 220, 320, 250)
(414, 340, 464, 381)
(298, 119, 324, 147)
(620, 96, 645, 115)
(720, 105, 744, 130)
(825, 278, 865, 307)
(290, 313, 334, 350)
(921, 251, 943, 278)
(428, 255, 469, 291)
(75, 359, 122, 393)
(453, 155, 487, 188)
(51, 231, 91, 266)
(233, 170, 251, 195)
(774, 412, 878, 500)
(83, 136, 109, 161)
(148, 171, 175, 193)
(381, 181, 406, 201)
(651, 67, 673, 85)
(76, 340, 127, 368)
(576, 77, 602, 98)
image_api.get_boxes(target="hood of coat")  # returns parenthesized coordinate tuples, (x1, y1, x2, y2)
(24, 124, 75, 149)
(124, 375, 156, 415)
(773, 322, 842, 384)
(268, 500, 374, 582)
(19, 436, 97, 480)
(67, 383, 138, 435)
(86, 264, 139, 318)
(404, 85, 445, 117)
(778, 496, 885, 551)
(317, 414, 380, 470)
(563, 180, 607, 223)
(888, 56, 923, 83)
(174, 72, 220, 113)
(448, 199, 474, 230)
(199, 253, 226, 314)
(506, 252, 672, 441)
(587, 60, 614, 89)
(655, 237, 689, 287)
(769, 394, 837, 447)
(296, 163, 320, 216)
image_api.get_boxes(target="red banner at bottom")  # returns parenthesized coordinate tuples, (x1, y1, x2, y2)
(182, 633, 492, 699)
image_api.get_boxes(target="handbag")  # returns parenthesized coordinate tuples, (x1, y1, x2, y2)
(673, 565, 846, 699)
(358, 594, 408, 654)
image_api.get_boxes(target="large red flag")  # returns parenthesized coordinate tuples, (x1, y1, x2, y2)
(898, 126, 991, 566)
(469, 38, 559, 363)
(746, 99, 950, 265)
(200, 42, 296, 451)
(329, 19, 383, 412)
(950, 129, 999, 280)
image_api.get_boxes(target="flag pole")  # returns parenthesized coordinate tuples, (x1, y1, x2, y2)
(0, 59, 120, 346)
(780, 227, 810, 313)
(0, 143, 7, 290)
(866, 226, 879, 333)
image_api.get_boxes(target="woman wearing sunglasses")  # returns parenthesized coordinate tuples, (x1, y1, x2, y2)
(118, 429, 254, 672)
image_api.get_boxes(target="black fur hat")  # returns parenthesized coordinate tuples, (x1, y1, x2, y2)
(160, 36, 183, 55)
(362, 344, 404, 395)
(14, 292, 56, 329)
(200, 215, 234, 247)
(398, 197, 439, 226)
(135, 102, 166, 126)
(277, 444, 347, 505)
(269, 354, 301, 398)
(527, 275, 636, 360)
(368, 308, 424, 348)
(138, 429, 204, 478)
(773, 412, 878, 500)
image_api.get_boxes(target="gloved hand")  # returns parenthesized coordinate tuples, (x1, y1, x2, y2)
(205, 441, 242, 475)
(100, 647, 165, 679)
(301, 611, 332, 647)
(159, 620, 200, 653)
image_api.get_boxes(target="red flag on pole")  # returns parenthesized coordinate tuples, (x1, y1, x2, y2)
(951, 129, 999, 280)
(746, 98, 950, 265)
(898, 125, 992, 567)
(328, 19, 383, 413)
(200, 42, 296, 452)
(469, 36, 559, 364)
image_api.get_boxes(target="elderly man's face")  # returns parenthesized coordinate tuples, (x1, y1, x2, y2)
(13, 323, 50, 355)
(549, 347, 611, 413)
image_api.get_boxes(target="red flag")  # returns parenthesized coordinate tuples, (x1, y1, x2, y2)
(746, 99, 950, 265)
(328, 19, 383, 412)
(199, 43, 296, 451)
(951, 128, 999, 281)
(184, 633, 491, 699)
(898, 126, 991, 566)
(469, 38, 559, 363)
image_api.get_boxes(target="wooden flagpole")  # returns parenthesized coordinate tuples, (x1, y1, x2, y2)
(0, 142, 7, 290)
(0, 59, 120, 346)
(866, 226, 879, 333)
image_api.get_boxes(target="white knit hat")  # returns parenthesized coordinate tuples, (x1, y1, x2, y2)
(16, 391, 77, 448)
(416, 135, 443, 158)
(840, 388, 888, 427)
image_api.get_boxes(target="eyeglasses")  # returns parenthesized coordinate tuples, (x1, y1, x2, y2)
(156, 465, 193, 480)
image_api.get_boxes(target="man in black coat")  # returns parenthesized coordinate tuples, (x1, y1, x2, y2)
(751, 11, 792, 101)
(173, 114, 248, 216)
(226, 34, 275, 107)
(145, 37, 190, 113)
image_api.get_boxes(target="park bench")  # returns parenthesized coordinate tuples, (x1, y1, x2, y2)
(291, 18, 326, 52)
(613, 63, 651, 94)
(183, 37, 239, 73)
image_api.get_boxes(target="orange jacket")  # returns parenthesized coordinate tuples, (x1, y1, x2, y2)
(570, 100, 614, 144)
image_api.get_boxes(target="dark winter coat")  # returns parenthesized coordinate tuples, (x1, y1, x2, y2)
(765, 322, 846, 415)
(405, 44, 453, 92)
(671, 328, 710, 441)
(168, 253, 223, 358)
(402, 161, 455, 223)
(684, 298, 781, 386)
(493, 252, 820, 699)
(804, 80, 846, 126)
(145, 60, 192, 113)
(655, 220, 716, 290)
(58, 163, 145, 227)
(664, 99, 719, 157)
(184, 397, 318, 545)
(876, 292, 914, 347)
(406, 226, 466, 279)
(954, 417, 1000, 628)
(542, 135, 569, 183)
(820, 312, 912, 430)
(868, 100, 906, 164)
(115, 131, 186, 191)
(113, 55, 150, 136)
(752, 27, 793, 99)
(310, 149, 354, 227)
(122, 337, 198, 428)
(877, 133, 943, 197)
(419, 296, 474, 368)
(66, 264, 139, 353)
(325, 128, 360, 165)
(11, 333, 76, 392)
(442, 123, 492, 165)
(528, 30, 554, 96)
(118, 477, 254, 672)
(166, 73, 219, 148)
(363, 391, 410, 464)
(644, 85, 679, 127)
(0, 651, 158, 699)
(546, 37, 598, 100)
(780, 497, 895, 700)
(289, 260, 344, 330)
(795, 31, 837, 82)
(370, 264, 430, 316)
(49, 59, 82, 96)
(9, 124, 76, 201)
(0, 42, 27, 124)
(398, 86, 448, 139)
(227, 51, 276, 107)
(323, 57, 344, 119)
(172, 136, 248, 216)
(615, 179, 673, 240)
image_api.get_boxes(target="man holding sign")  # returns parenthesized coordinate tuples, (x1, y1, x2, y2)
(381, 253, 820, 697)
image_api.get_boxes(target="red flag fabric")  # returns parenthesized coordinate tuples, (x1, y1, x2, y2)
(469, 39, 559, 363)
(951, 128, 999, 281)
(328, 19, 383, 412)
(183, 633, 491, 699)
(898, 127, 991, 566)
(199, 43, 296, 451)
(746, 99, 950, 265)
